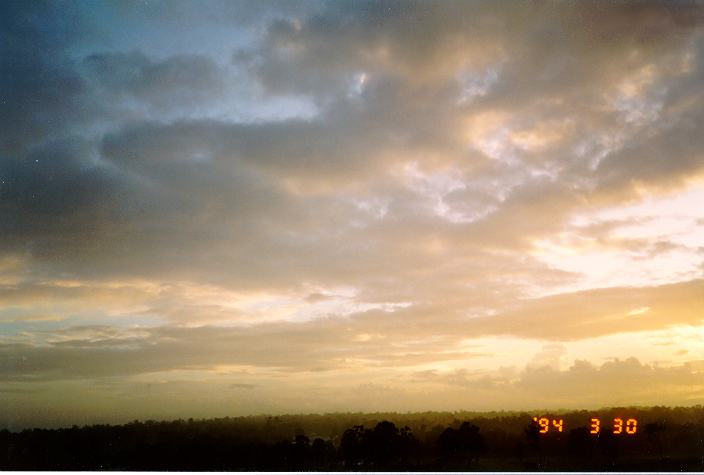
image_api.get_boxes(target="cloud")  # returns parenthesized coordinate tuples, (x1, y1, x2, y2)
(0, 277, 701, 385)
(0, 1, 89, 153)
(3, 1, 703, 292)
(1, 1, 704, 422)
(82, 51, 229, 114)
(468, 279, 704, 340)
(2, 353, 702, 428)
(413, 357, 704, 409)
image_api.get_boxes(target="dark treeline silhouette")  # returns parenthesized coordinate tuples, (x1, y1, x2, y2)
(1, 406, 703, 470)
(340, 420, 420, 469)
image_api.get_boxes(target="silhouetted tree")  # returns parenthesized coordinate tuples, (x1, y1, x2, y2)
(310, 437, 335, 470)
(438, 422, 485, 467)
(398, 425, 420, 465)
(597, 430, 619, 469)
(523, 419, 543, 469)
(339, 421, 419, 469)
(3, 408, 704, 471)
(567, 426, 593, 463)
(340, 424, 366, 468)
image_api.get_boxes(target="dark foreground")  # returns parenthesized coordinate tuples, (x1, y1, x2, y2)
(2, 406, 703, 471)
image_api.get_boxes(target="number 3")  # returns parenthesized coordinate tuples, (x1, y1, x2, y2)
(613, 418, 623, 434)
(590, 418, 600, 434)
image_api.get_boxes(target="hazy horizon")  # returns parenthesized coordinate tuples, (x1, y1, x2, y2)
(3, 404, 702, 432)
(2, 0, 704, 430)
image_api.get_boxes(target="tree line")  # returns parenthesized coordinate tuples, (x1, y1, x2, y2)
(1, 406, 703, 470)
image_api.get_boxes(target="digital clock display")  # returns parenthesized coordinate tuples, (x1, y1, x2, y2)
(533, 416, 638, 435)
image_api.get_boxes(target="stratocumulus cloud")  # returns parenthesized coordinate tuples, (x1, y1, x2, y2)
(1, 0, 704, 427)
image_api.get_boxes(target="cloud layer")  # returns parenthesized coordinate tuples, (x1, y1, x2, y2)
(1, 0, 704, 426)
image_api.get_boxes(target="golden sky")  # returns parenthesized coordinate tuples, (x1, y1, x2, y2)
(1, 0, 704, 428)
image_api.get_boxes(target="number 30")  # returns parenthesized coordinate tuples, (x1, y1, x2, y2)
(613, 418, 637, 434)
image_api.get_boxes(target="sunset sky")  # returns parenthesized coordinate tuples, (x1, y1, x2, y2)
(2, 0, 704, 429)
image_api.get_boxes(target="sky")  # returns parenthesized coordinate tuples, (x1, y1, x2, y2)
(1, 0, 704, 429)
